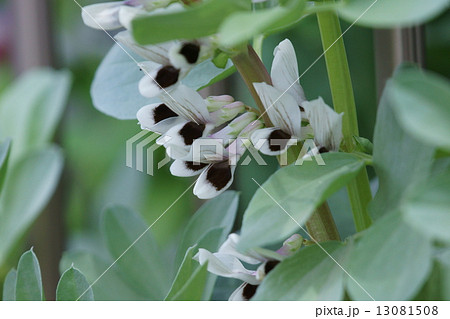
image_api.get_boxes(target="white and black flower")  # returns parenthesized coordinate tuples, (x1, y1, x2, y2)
(194, 233, 302, 301)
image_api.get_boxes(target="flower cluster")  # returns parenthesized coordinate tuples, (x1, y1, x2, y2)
(82, 2, 344, 200)
(195, 233, 303, 301)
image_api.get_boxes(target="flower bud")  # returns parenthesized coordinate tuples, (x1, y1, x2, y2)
(205, 95, 235, 112)
(210, 101, 245, 126)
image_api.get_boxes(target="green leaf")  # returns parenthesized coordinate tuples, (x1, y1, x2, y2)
(60, 251, 146, 301)
(239, 153, 364, 250)
(390, 68, 450, 151)
(402, 167, 450, 243)
(0, 138, 11, 194)
(175, 191, 239, 266)
(436, 249, 450, 300)
(132, 0, 251, 45)
(370, 77, 435, 220)
(347, 212, 432, 300)
(338, 0, 450, 28)
(0, 147, 63, 265)
(0, 68, 71, 161)
(56, 267, 94, 301)
(91, 44, 235, 119)
(102, 205, 170, 300)
(15, 249, 44, 301)
(218, 0, 307, 47)
(169, 263, 208, 301)
(2, 268, 17, 301)
(254, 242, 349, 300)
(165, 245, 210, 301)
(165, 246, 198, 300)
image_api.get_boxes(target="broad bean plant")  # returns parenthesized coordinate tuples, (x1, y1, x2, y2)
(1, 0, 449, 301)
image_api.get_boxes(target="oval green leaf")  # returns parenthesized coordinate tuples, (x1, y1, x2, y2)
(56, 267, 94, 301)
(15, 249, 44, 301)
(254, 242, 349, 300)
(347, 212, 432, 300)
(339, 0, 449, 28)
(239, 153, 364, 250)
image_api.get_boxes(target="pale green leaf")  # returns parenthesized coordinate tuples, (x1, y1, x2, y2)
(102, 205, 170, 300)
(370, 76, 435, 220)
(0, 147, 63, 265)
(218, 0, 306, 47)
(175, 191, 239, 266)
(402, 167, 450, 243)
(60, 251, 146, 301)
(2, 268, 17, 301)
(0, 68, 71, 161)
(91, 44, 235, 119)
(339, 0, 449, 28)
(15, 249, 44, 301)
(0, 138, 11, 194)
(347, 212, 432, 300)
(132, 0, 251, 45)
(56, 267, 94, 301)
(254, 242, 349, 300)
(390, 68, 450, 151)
(239, 153, 364, 250)
(169, 263, 208, 301)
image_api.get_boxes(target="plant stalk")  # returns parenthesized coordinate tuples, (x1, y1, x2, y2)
(316, 3, 372, 231)
(232, 46, 340, 242)
(231, 45, 273, 126)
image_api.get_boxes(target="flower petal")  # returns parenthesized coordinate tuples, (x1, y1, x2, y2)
(250, 127, 295, 156)
(253, 82, 301, 137)
(194, 249, 260, 285)
(118, 5, 143, 30)
(139, 64, 182, 98)
(302, 97, 343, 151)
(170, 160, 208, 177)
(161, 84, 211, 124)
(218, 234, 264, 265)
(136, 102, 183, 134)
(115, 31, 173, 64)
(193, 162, 235, 199)
(81, 2, 124, 30)
(271, 39, 306, 104)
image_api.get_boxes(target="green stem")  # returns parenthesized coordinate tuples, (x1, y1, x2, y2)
(316, 4, 372, 232)
(305, 201, 340, 242)
(232, 45, 341, 242)
(231, 45, 273, 126)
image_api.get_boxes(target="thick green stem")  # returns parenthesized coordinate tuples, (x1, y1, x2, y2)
(305, 202, 340, 242)
(231, 45, 273, 125)
(316, 5, 372, 232)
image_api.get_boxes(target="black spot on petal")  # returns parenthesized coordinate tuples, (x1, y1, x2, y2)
(299, 105, 305, 112)
(264, 260, 280, 275)
(268, 129, 291, 152)
(179, 122, 205, 145)
(155, 66, 180, 88)
(242, 283, 258, 301)
(206, 161, 232, 191)
(180, 43, 200, 64)
(185, 161, 208, 171)
(319, 146, 329, 154)
(153, 103, 178, 123)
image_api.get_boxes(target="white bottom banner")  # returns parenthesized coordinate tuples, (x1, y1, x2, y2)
(0, 301, 449, 319)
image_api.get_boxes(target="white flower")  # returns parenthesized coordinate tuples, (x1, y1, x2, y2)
(251, 82, 302, 155)
(270, 39, 306, 105)
(302, 97, 343, 152)
(115, 31, 174, 64)
(194, 233, 288, 301)
(81, 1, 143, 30)
(252, 38, 343, 155)
(170, 115, 262, 199)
